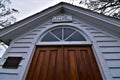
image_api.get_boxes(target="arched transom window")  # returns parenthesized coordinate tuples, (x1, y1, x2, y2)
(41, 27, 86, 42)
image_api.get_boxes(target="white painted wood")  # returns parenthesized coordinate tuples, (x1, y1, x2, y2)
(91, 33, 110, 37)
(107, 61, 120, 68)
(8, 48, 29, 52)
(100, 47, 120, 52)
(0, 73, 18, 80)
(11, 43, 31, 47)
(110, 69, 120, 77)
(103, 54, 120, 60)
(113, 78, 120, 80)
(37, 41, 91, 45)
(86, 28, 98, 31)
(0, 66, 20, 73)
(15, 39, 34, 43)
(20, 35, 36, 39)
(97, 42, 120, 47)
(95, 37, 117, 41)
(4, 53, 26, 59)
(85, 24, 120, 80)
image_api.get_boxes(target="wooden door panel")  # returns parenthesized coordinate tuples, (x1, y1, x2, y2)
(76, 48, 88, 80)
(82, 49, 95, 80)
(54, 47, 64, 80)
(33, 50, 44, 80)
(87, 47, 103, 80)
(68, 50, 79, 80)
(26, 47, 40, 80)
(26, 46, 102, 80)
(63, 47, 70, 80)
(46, 50, 56, 80)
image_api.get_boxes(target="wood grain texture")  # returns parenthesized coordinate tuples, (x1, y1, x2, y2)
(26, 47, 40, 80)
(26, 46, 102, 80)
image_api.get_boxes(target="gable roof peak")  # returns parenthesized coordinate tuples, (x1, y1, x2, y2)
(0, 2, 120, 45)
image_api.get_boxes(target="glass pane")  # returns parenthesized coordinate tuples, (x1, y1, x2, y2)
(64, 28, 75, 39)
(66, 31, 86, 41)
(41, 32, 59, 41)
(51, 28, 62, 40)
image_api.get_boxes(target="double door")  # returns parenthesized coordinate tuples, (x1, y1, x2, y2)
(26, 46, 102, 80)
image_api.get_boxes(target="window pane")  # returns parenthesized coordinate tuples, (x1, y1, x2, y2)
(66, 31, 86, 41)
(51, 28, 62, 40)
(64, 28, 75, 39)
(41, 32, 59, 41)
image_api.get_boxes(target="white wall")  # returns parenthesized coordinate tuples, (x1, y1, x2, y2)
(0, 14, 120, 80)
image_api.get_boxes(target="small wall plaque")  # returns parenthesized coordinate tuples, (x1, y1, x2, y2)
(3, 57, 22, 69)
(52, 15, 72, 23)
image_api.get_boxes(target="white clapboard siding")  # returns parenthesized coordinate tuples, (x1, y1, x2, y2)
(107, 60, 120, 68)
(0, 73, 18, 80)
(20, 35, 36, 39)
(103, 54, 120, 60)
(91, 33, 110, 37)
(99, 47, 120, 53)
(110, 69, 120, 77)
(113, 78, 120, 80)
(5, 53, 25, 58)
(11, 43, 31, 48)
(90, 31, 102, 33)
(95, 37, 117, 42)
(87, 29, 100, 32)
(32, 29, 41, 32)
(15, 39, 34, 43)
(86, 26, 120, 79)
(0, 25, 47, 80)
(37, 26, 46, 29)
(97, 42, 120, 47)
(0, 66, 20, 74)
(8, 47, 29, 53)
(85, 27, 96, 30)
(80, 24, 89, 27)
(20, 33, 38, 39)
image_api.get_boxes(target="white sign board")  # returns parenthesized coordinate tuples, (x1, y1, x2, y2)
(52, 15, 72, 23)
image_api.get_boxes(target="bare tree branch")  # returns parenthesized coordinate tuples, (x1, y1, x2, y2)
(0, 0, 18, 28)
(79, 0, 120, 19)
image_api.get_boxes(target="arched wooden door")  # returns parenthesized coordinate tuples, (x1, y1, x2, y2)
(26, 46, 102, 80)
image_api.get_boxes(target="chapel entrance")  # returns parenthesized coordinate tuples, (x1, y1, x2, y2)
(26, 46, 102, 80)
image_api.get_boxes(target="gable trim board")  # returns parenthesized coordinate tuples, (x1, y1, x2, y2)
(0, 2, 120, 80)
